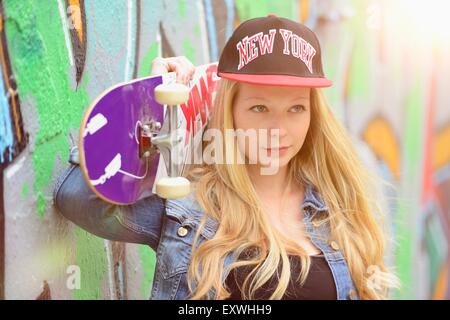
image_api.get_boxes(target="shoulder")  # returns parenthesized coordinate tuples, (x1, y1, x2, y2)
(163, 193, 218, 240)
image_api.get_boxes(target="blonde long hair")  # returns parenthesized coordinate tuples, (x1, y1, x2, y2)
(185, 79, 399, 300)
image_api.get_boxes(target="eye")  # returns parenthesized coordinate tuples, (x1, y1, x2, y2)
(290, 104, 306, 112)
(249, 105, 268, 113)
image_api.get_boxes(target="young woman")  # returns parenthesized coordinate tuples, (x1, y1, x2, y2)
(53, 15, 398, 300)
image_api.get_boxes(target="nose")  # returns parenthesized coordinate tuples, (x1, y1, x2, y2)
(268, 127, 287, 138)
(267, 116, 288, 138)
(266, 122, 288, 147)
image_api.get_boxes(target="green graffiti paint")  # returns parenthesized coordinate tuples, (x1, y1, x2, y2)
(137, 43, 159, 78)
(139, 245, 156, 298)
(178, 0, 186, 19)
(3, 0, 89, 218)
(194, 24, 200, 37)
(348, 0, 370, 100)
(322, 45, 339, 108)
(21, 183, 29, 197)
(73, 227, 108, 300)
(393, 199, 412, 298)
(234, 0, 296, 21)
(4, 1, 108, 299)
(425, 220, 444, 288)
(394, 78, 424, 299)
(183, 39, 195, 65)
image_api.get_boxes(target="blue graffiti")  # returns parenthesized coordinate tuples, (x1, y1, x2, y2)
(0, 69, 14, 164)
(204, 0, 218, 61)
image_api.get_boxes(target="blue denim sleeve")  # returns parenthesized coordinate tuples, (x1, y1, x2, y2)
(53, 164, 164, 250)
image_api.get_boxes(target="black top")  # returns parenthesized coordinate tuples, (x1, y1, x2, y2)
(225, 252, 337, 300)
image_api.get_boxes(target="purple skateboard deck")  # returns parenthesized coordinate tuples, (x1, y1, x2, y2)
(79, 63, 219, 205)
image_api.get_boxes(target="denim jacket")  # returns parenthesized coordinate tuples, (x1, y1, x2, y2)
(53, 154, 359, 300)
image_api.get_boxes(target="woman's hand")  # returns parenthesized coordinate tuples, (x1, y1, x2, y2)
(150, 56, 195, 85)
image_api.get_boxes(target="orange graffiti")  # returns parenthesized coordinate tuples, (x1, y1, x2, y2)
(433, 260, 449, 300)
(434, 125, 450, 170)
(299, 0, 310, 24)
(68, 0, 83, 43)
(363, 117, 400, 179)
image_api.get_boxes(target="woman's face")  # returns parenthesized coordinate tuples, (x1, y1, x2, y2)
(232, 82, 311, 170)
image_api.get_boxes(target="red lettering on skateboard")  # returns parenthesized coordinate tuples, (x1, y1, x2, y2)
(180, 65, 219, 145)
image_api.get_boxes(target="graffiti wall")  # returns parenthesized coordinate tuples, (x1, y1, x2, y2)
(314, 0, 450, 299)
(0, 0, 448, 299)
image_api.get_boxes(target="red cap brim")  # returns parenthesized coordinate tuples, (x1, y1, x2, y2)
(218, 72, 332, 88)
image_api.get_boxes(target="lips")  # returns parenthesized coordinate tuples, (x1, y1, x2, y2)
(260, 146, 291, 158)
(263, 146, 291, 150)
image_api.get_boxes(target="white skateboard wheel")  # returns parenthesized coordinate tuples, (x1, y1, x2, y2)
(154, 83, 190, 106)
(156, 177, 191, 199)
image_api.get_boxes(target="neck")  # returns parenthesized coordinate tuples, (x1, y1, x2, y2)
(246, 164, 294, 200)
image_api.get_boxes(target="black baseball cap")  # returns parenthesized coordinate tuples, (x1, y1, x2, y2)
(217, 14, 332, 88)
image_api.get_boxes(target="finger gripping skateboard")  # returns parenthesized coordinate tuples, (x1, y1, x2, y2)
(79, 63, 219, 205)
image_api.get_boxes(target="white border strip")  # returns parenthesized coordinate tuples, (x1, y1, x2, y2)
(57, 0, 74, 66)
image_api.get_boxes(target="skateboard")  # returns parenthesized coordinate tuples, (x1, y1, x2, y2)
(78, 63, 219, 205)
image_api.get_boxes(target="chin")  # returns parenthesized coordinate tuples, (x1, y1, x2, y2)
(261, 157, 291, 169)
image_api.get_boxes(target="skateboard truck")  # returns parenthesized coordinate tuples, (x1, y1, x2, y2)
(152, 82, 191, 199)
(139, 121, 161, 158)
